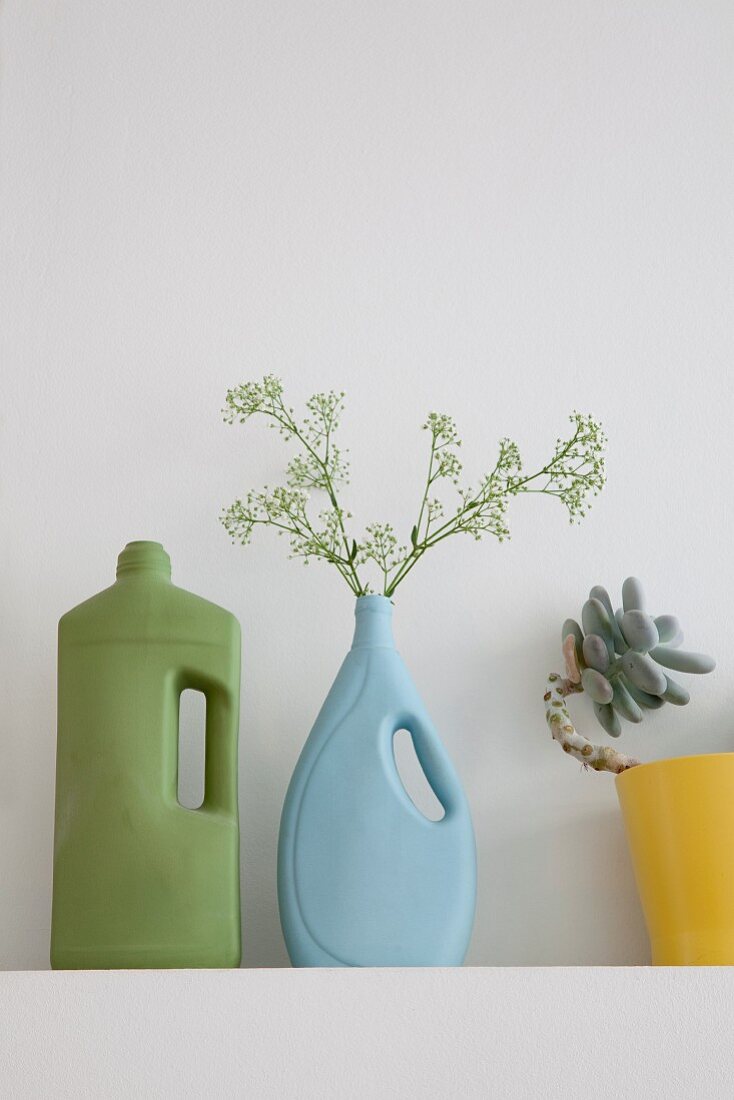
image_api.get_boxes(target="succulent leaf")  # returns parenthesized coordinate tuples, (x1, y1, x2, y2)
(611, 680, 643, 724)
(622, 577, 645, 613)
(621, 650, 667, 696)
(613, 609, 629, 654)
(562, 633, 582, 683)
(593, 701, 622, 738)
(582, 633, 610, 673)
(582, 598, 614, 658)
(620, 610, 659, 652)
(590, 585, 628, 653)
(661, 675, 691, 706)
(582, 668, 614, 704)
(650, 647, 716, 675)
(589, 585, 614, 617)
(625, 680, 666, 710)
(562, 618, 584, 650)
(654, 614, 682, 646)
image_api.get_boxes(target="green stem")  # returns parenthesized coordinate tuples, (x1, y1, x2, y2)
(414, 432, 438, 540)
(266, 400, 366, 595)
(245, 512, 360, 596)
(385, 429, 584, 597)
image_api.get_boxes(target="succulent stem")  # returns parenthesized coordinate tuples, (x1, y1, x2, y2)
(544, 673, 640, 774)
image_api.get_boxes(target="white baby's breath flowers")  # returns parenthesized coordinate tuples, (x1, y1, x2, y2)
(221, 378, 607, 597)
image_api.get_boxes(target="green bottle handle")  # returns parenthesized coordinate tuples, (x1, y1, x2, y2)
(176, 671, 239, 819)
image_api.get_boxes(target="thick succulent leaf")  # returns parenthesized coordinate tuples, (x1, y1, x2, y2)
(563, 633, 582, 683)
(563, 620, 585, 660)
(613, 609, 629, 654)
(582, 598, 614, 658)
(621, 610, 659, 653)
(622, 577, 645, 613)
(593, 701, 622, 738)
(662, 674, 691, 706)
(611, 680, 643, 724)
(590, 585, 628, 653)
(582, 667, 614, 704)
(621, 650, 667, 695)
(582, 633, 609, 673)
(562, 619, 585, 681)
(654, 615, 683, 647)
(650, 647, 716, 675)
(589, 585, 614, 617)
(562, 618, 584, 649)
(625, 679, 666, 710)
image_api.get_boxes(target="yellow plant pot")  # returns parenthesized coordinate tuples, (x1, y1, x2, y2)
(616, 754, 734, 965)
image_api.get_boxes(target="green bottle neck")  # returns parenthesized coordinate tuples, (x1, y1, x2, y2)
(116, 541, 172, 581)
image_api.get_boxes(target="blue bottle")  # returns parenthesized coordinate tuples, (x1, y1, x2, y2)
(278, 595, 476, 966)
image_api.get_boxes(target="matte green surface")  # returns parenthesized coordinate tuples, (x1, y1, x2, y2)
(51, 542, 241, 969)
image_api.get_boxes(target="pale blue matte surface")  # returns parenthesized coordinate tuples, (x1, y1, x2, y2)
(278, 596, 477, 967)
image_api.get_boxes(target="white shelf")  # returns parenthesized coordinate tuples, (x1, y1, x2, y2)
(1, 967, 732, 1098)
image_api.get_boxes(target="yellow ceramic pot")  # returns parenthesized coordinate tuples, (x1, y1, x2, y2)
(616, 754, 734, 965)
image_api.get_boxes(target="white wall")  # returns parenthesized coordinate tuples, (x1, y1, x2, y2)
(1, 0, 732, 970)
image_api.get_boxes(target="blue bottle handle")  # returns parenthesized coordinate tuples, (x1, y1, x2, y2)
(388, 710, 462, 820)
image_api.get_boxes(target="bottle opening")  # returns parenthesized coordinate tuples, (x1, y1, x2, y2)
(355, 594, 393, 613)
(116, 541, 172, 579)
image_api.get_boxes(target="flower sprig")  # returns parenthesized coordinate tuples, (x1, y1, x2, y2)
(221, 376, 606, 597)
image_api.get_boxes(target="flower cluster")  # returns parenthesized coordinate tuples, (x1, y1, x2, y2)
(506, 412, 606, 522)
(223, 375, 286, 424)
(222, 377, 607, 597)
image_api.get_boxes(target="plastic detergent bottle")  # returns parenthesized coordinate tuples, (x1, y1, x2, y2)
(51, 541, 241, 969)
(278, 594, 476, 966)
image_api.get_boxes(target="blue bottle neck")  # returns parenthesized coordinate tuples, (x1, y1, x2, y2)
(351, 595, 395, 649)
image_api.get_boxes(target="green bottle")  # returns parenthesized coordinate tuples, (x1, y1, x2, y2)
(51, 541, 241, 969)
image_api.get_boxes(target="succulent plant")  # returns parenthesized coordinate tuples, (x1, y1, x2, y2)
(564, 577, 715, 734)
(545, 577, 716, 774)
